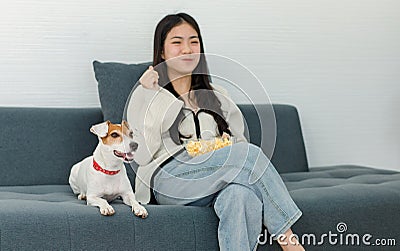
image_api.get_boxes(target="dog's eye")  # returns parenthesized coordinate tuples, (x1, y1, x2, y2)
(111, 133, 119, 138)
(129, 131, 134, 138)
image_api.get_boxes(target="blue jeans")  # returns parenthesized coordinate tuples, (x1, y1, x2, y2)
(153, 142, 302, 251)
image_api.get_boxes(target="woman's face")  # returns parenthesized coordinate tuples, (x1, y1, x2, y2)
(162, 22, 201, 77)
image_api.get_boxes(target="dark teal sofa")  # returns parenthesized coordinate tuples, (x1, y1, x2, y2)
(0, 105, 398, 250)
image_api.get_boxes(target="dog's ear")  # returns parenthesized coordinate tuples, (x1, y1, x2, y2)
(90, 120, 110, 137)
(122, 120, 130, 130)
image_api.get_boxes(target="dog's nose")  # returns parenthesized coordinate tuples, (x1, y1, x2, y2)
(130, 142, 138, 151)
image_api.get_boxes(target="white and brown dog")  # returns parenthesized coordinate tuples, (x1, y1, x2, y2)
(69, 120, 148, 218)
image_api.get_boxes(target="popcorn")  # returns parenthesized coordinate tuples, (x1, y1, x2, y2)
(185, 137, 233, 157)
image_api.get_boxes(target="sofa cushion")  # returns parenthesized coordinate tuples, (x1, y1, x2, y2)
(0, 185, 219, 250)
(276, 165, 400, 251)
(92, 60, 151, 123)
(0, 165, 398, 250)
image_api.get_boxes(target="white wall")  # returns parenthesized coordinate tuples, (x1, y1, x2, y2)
(1, 0, 399, 171)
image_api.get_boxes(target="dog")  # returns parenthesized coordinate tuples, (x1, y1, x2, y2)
(69, 120, 148, 218)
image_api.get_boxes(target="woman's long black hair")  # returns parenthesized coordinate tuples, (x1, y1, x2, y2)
(152, 13, 231, 145)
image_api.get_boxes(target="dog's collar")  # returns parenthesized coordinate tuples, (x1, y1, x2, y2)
(93, 159, 121, 175)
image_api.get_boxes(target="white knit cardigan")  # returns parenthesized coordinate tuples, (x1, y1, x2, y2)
(126, 84, 247, 204)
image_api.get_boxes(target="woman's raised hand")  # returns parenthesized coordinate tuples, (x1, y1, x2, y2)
(139, 66, 160, 90)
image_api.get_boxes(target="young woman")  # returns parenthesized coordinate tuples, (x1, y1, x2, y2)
(126, 13, 305, 251)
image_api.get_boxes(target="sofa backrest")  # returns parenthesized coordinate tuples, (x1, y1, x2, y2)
(0, 107, 103, 186)
(0, 104, 308, 186)
(240, 104, 309, 173)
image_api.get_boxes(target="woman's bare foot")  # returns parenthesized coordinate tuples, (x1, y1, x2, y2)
(279, 228, 305, 251)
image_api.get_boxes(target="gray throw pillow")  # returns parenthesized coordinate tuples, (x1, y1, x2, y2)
(93, 60, 152, 123)
(92, 60, 152, 193)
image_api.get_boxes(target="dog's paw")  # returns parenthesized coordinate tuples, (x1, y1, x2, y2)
(100, 205, 115, 216)
(78, 194, 87, 200)
(132, 204, 148, 218)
